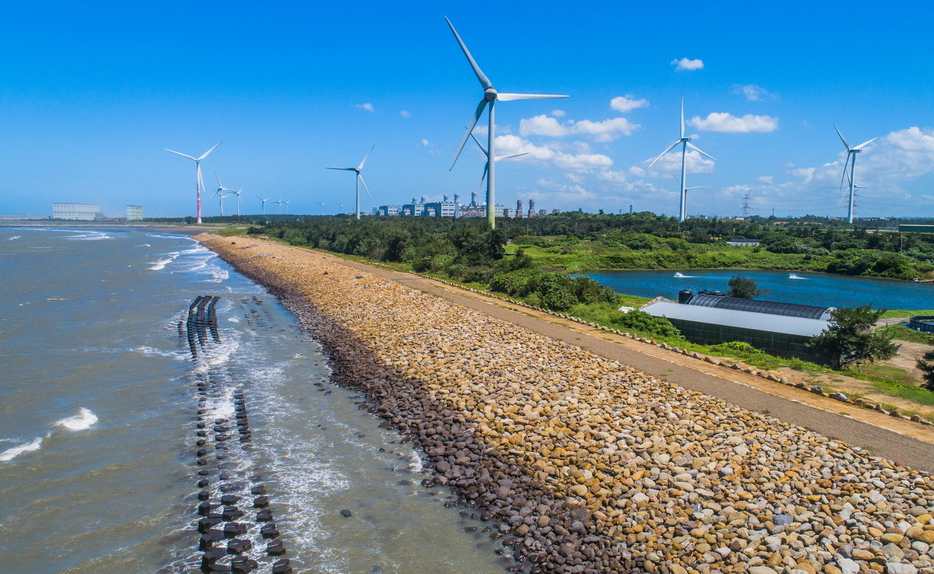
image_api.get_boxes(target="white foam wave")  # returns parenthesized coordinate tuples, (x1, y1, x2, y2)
(227, 317, 240, 323)
(67, 231, 112, 241)
(148, 257, 175, 271)
(673, 272, 695, 278)
(789, 274, 806, 280)
(8, 235, 20, 240)
(407, 450, 424, 473)
(54, 407, 98, 431)
(134, 345, 187, 360)
(202, 389, 236, 421)
(0, 437, 44, 462)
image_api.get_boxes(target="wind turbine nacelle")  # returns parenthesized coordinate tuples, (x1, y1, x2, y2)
(484, 88, 498, 101)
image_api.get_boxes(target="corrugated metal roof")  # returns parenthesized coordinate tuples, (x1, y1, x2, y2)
(642, 301, 830, 337)
(688, 293, 833, 320)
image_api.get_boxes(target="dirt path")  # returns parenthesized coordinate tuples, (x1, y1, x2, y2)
(302, 254, 934, 471)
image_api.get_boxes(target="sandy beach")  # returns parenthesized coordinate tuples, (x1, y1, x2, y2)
(198, 233, 934, 574)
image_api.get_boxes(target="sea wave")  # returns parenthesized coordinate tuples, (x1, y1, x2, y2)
(0, 436, 44, 462)
(673, 272, 696, 278)
(54, 407, 99, 431)
(67, 231, 113, 241)
(789, 274, 806, 280)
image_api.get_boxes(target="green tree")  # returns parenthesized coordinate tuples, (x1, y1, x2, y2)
(727, 275, 763, 299)
(918, 350, 934, 391)
(807, 305, 900, 370)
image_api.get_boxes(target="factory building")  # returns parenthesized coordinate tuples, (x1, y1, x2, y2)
(640, 290, 833, 362)
(127, 205, 143, 221)
(52, 203, 102, 221)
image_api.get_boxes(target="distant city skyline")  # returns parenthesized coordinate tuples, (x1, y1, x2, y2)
(0, 1, 932, 220)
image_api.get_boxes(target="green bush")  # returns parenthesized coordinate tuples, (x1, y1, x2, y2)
(613, 310, 682, 339)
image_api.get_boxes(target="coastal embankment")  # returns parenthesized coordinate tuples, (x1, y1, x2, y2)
(198, 234, 934, 574)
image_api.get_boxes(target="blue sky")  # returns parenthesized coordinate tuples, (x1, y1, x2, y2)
(1, 1, 932, 219)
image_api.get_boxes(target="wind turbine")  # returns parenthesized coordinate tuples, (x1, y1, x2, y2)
(165, 143, 220, 224)
(319, 202, 326, 215)
(256, 196, 270, 214)
(283, 200, 290, 215)
(834, 124, 876, 225)
(214, 173, 236, 217)
(648, 97, 715, 223)
(275, 199, 283, 214)
(326, 146, 374, 220)
(470, 132, 528, 196)
(446, 17, 568, 229)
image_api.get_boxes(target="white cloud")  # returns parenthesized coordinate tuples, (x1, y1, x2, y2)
(551, 109, 566, 117)
(494, 134, 613, 170)
(690, 112, 779, 133)
(757, 175, 773, 184)
(597, 170, 628, 184)
(610, 95, 649, 113)
(671, 58, 704, 71)
(519, 114, 640, 142)
(355, 103, 375, 112)
(400, 110, 411, 118)
(421, 138, 430, 146)
(733, 84, 775, 101)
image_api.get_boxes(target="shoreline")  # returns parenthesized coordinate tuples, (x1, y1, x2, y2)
(198, 234, 934, 574)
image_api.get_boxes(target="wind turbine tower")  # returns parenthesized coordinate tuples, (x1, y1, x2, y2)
(834, 124, 876, 225)
(648, 97, 715, 223)
(165, 143, 220, 224)
(326, 146, 374, 220)
(446, 17, 567, 229)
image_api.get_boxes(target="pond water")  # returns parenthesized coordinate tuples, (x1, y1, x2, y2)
(585, 269, 934, 311)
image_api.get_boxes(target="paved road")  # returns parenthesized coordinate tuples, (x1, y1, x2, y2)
(333, 258, 934, 473)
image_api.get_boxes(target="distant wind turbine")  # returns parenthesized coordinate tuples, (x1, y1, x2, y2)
(165, 143, 220, 224)
(834, 124, 876, 225)
(275, 199, 283, 214)
(326, 146, 374, 220)
(256, 196, 270, 214)
(319, 202, 326, 215)
(648, 97, 715, 223)
(470, 132, 528, 196)
(446, 17, 567, 229)
(283, 200, 290, 215)
(214, 173, 236, 217)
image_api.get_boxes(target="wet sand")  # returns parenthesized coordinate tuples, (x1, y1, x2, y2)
(199, 234, 934, 574)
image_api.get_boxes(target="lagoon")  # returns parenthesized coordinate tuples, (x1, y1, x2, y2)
(585, 269, 934, 311)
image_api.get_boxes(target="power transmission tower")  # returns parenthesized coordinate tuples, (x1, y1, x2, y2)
(742, 193, 751, 219)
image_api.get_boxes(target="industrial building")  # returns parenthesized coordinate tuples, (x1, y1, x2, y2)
(376, 193, 541, 219)
(640, 290, 833, 362)
(127, 205, 143, 221)
(52, 203, 102, 221)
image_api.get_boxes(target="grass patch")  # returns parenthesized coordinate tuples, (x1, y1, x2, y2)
(884, 324, 934, 345)
(848, 363, 918, 386)
(881, 309, 934, 319)
(215, 226, 248, 237)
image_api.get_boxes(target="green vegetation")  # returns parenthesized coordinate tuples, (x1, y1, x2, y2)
(918, 351, 934, 391)
(727, 275, 763, 299)
(885, 324, 934, 345)
(807, 305, 901, 370)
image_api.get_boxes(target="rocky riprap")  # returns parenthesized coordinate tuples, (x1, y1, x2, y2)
(199, 235, 934, 574)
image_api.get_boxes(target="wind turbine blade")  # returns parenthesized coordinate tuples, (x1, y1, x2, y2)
(357, 145, 375, 171)
(479, 162, 489, 194)
(648, 141, 681, 167)
(165, 148, 196, 161)
(469, 131, 487, 155)
(444, 17, 492, 91)
(450, 99, 489, 170)
(358, 174, 372, 198)
(680, 96, 686, 139)
(853, 137, 877, 150)
(494, 152, 529, 162)
(326, 167, 356, 171)
(834, 124, 850, 150)
(215, 172, 223, 188)
(840, 163, 851, 195)
(497, 93, 569, 101)
(198, 143, 220, 161)
(686, 142, 716, 161)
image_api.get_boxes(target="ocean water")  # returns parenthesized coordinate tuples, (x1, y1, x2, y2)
(586, 268, 934, 310)
(0, 227, 507, 574)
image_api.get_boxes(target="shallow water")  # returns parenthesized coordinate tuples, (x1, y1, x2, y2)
(0, 227, 507, 573)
